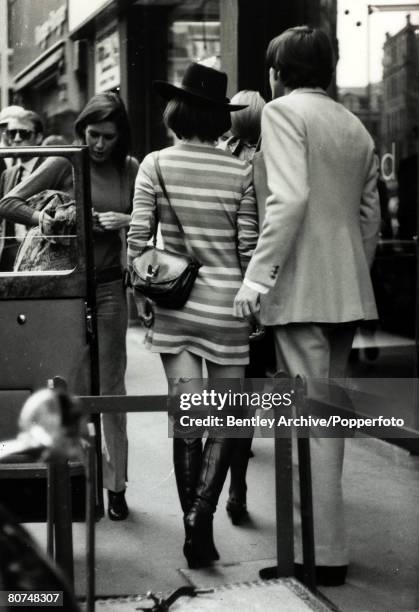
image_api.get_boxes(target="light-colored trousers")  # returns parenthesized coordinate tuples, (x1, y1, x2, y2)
(273, 322, 356, 566)
(96, 279, 128, 493)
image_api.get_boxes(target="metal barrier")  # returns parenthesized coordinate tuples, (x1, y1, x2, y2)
(77, 378, 317, 591)
(75, 376, 419, 596)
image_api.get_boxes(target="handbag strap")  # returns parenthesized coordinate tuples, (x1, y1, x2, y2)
(154, 152, 198, 262)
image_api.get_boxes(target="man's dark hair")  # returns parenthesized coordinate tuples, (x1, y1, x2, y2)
(266, 26, 335, 90)
(163, 99, 231, 142)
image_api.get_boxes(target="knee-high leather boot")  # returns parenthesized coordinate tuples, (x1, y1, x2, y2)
(183, 437, 235, 568)
(173, 437, 202, 514)
(227, 435, 253, 524)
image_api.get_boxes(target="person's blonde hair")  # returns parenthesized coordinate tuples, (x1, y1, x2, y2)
(229, 90, 266, 144)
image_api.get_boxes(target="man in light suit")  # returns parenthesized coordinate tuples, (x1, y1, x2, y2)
(234, 26, 380, 585)
(0, 109, 44, 271)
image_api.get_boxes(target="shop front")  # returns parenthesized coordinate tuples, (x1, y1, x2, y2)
(68, 0, 222, 159)
(9, 0, 81, 141)
(67, 0, 334, 159)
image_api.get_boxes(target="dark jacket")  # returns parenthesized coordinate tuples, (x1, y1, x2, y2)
(0, 157, 43, 270)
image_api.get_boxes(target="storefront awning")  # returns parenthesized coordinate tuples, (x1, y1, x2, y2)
(13, 42, 64, 92)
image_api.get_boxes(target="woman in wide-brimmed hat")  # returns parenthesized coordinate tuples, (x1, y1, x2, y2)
(127, 63, 258, 568)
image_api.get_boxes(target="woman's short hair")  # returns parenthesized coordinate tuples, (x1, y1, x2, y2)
(74, 92, 131, 168)
(163, 99, 231, 142)
(229, 91, 265, 144)
(266, 26, 335, 90)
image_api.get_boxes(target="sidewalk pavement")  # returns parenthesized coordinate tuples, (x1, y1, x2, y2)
(25, 327, 419, 611)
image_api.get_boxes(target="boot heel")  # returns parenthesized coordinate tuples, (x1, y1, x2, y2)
(183, 510, 219, 568)
(183, 537, 200, 569)
(181, 437, 234, 567)
(226, 498, 248, 525)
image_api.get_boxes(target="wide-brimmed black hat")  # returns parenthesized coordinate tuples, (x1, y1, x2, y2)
(153, 63, 247, 111)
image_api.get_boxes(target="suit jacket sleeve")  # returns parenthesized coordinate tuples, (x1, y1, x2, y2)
(244, 99, 309, 290)
(360, 150, 381, 268)
(0, 157, 71, 225)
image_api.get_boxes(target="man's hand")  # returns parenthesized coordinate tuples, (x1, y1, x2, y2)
(38, 211, 55, 240)
(233, 283, 260, 320)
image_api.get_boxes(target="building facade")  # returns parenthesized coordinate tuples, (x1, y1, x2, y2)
(339, 83, 382, 148)
(8, 0, 338, 157)
(381, 14, 419, 162)
(8, 0, 83, 140)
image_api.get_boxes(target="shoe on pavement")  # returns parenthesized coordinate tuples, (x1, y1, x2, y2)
(107, 490, 129, 521)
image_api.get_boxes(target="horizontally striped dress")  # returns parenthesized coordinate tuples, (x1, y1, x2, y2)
(127, 142, 258, 365)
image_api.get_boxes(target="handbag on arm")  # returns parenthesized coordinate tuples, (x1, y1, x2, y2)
(130, 152, 201, 309)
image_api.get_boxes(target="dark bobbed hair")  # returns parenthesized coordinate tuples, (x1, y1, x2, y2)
(163, 98, 231, 142)
(266, 26, 335, 90)
(230, 90, 265, 144)
(74, 92, 131, 168)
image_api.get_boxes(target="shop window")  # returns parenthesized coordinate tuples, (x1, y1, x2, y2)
(338, 3, 419, 377)
(168, 0, 220, 85)
(162, 0, 220, 141)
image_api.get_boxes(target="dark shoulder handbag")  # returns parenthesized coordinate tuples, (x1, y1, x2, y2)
(130, 153, 201, 309)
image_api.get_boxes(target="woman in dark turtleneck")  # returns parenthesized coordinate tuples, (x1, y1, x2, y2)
(0, 93, 139, 521)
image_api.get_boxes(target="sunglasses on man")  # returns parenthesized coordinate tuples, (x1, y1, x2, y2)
(6, 128, 35, 140)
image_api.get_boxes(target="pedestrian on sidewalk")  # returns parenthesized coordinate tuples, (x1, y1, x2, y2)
(0, 105, 26, 172)
(234, 26, 380, 586)
(0, 109, 44, 271)
(0, 92, 139, 521)
(219, 89, 275, 525)
(127, 63, 258, 568)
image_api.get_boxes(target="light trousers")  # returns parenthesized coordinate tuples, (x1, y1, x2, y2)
(273, 322, 356, 566)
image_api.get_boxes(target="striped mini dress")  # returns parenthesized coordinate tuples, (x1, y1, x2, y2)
(127, 142, 258, 365)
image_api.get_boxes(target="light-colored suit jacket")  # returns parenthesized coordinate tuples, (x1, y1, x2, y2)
(245, 88, 380, 325)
